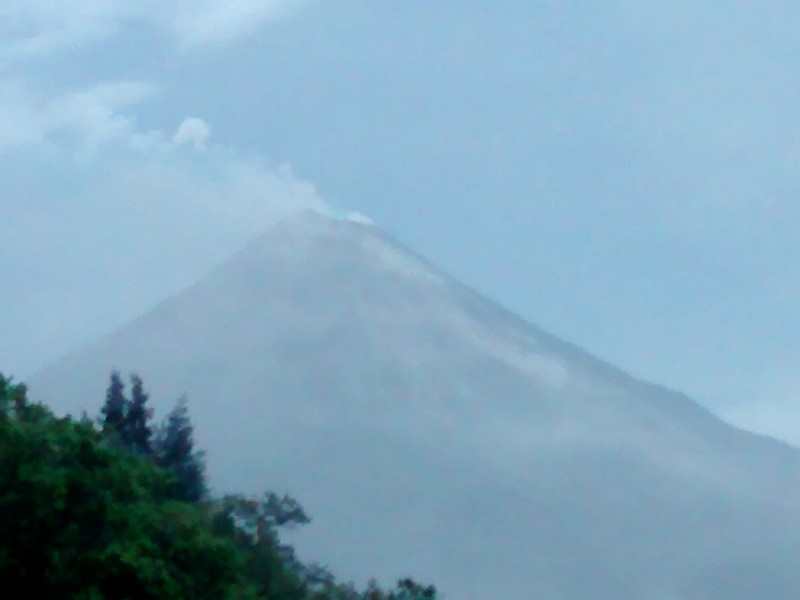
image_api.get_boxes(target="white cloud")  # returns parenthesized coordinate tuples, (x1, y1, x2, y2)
(317, 206, 376, 226)
(0, 76, 326, 377)
(0, 79, 157, 150)
(0, 78, 324, 233)
(46, 81, 157, 147)
(173, 117, 212, 149)
(1, 145, 325, 377)
(168, 0, 297, 45)
(86, 80, 156, 107)
(345, 211, 375, 226)
(0, 1, 133, 59)
(0, 81, 45, 145)
(0, 0, 309, 58)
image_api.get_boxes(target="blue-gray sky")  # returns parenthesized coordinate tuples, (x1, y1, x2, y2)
(2, 1, 799, 443)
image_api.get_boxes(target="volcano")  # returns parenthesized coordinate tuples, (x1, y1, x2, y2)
(30, 210, 800, 599)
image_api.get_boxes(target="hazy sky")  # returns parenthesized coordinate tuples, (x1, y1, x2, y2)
(2, 1, 799, 443)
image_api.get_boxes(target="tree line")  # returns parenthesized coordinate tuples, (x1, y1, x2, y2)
(100, 372, 206, 503)
(0, 372, 438, 600)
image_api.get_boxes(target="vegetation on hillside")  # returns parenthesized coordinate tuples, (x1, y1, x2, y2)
(0, 372, 437, 599)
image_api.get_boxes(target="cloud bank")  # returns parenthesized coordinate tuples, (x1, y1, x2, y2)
(0, 75, 325, 377)
(0, 1, 330, 377)
(173, 117, 212, 149)
(0, 0, 308, 58)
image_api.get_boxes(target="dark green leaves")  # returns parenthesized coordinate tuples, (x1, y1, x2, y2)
(0, 371, 438, 599)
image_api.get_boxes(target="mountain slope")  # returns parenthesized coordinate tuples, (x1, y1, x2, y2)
(30, 211, 800, 599)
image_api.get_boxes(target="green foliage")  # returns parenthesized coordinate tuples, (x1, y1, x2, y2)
(101, 370, 127, 438)
(262, 492, 312, 528)
(0, 376, 253, 598)
(155, 395, 207, 502)
(0, 373, 30, 420)
(391, 579, 438, 600)
(0, 372, 438, 599)
(101, 371, 155, 456)
(213, 494, 309, 599)
(124, 373, 154, 456)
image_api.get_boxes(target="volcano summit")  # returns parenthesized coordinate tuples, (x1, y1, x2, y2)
(31, 210, 800, 599)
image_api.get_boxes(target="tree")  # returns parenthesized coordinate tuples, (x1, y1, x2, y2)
(0, 373, 15, 419)
(212, 494, 310, 600)
(100, 371, 128, 440)
(0, 373, 30, 420)
(392, 579, 437, 600)
(2, 371, 441, 599)
(262, 492, 311, 528)
(155, 396, 207, 503)
(123, 373, 153, 455)
(0, 381, 254, 599)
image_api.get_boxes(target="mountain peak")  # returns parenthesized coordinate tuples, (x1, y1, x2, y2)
(229, 206, 446, 289)
(284, 205, 375, 228)
(28, 215, 800, 600)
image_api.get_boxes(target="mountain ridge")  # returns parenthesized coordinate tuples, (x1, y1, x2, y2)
(29, 209, 800, 600)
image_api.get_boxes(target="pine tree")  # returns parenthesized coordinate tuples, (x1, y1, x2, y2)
(0, 373, 28, 420)
(123, 373, 153, 455)
(393, 578, 437, 600)
(0, 388, 253, 599)
(0, 373, 13, 419)
(156, 396, 207, 502)
(100, 371, 128, 439)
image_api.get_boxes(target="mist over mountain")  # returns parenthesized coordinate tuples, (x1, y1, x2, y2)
(30, 210, 800, 599)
